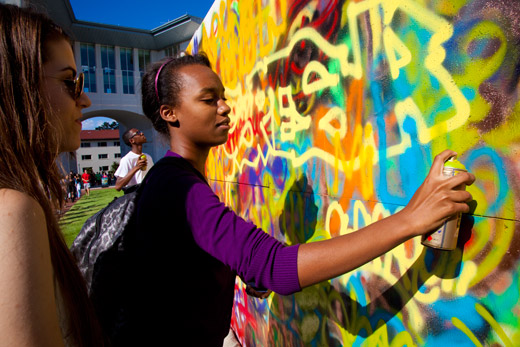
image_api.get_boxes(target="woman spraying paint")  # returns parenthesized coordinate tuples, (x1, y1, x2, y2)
(103, 53, 475, 346)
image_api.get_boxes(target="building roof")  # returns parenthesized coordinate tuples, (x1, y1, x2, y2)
(81, 129, 120, 140)
(32, 0, 202, 49)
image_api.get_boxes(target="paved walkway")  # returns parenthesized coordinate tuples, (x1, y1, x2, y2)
(56, 198, 79, 219)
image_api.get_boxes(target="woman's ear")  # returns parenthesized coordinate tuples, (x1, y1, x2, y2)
(160, 105, 177, 123)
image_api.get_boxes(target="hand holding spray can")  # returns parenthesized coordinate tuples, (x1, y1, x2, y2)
(421, 157, 467, 250)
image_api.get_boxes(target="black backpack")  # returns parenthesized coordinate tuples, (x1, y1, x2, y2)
(71, 158, 190, 291)
(70, 178, 142, 340)
(70, 158, 187, 339)
(71, 186, 140, 292)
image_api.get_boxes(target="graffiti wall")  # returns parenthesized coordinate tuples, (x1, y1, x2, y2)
(188, 0, 520, 345)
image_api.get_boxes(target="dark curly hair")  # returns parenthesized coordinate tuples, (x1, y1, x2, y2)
(141, 52, 211, 135)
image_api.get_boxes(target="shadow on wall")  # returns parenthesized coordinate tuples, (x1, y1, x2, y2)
(242, 174, 477, 346)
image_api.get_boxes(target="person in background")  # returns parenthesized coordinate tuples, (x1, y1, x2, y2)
(75, 173, 82, 198)
(81, 168, 91, 196)
(95, 171, 101, 187)
(66, 173, 76, 203)
(101, 171, 109, 188)
(0, 4, 104, 345)
(60, 175, 68, 208)
(96, 53, 475, 346)
(114, 128, 154, 194)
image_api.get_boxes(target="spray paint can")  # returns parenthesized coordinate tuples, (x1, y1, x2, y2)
(140, 154, 147, 171)
(421, 157, 467, 250)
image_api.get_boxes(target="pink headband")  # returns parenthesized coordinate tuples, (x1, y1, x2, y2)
(154, 58, 174, 102)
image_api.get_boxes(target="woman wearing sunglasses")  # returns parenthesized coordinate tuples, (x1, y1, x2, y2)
(0, 4, 104, 346)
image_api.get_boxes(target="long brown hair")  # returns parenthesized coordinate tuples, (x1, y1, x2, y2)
(0, 4, 104, 345)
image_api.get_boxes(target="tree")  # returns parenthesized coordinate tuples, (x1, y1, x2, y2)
(95, 121, 119, 130)
(111, 161, 119, 174)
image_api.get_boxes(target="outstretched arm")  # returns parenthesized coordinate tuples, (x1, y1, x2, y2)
(297, 150, 475, 288)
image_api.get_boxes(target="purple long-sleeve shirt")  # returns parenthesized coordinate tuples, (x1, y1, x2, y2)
(164, 150, 301, 294)
(114, 152, 300, 346)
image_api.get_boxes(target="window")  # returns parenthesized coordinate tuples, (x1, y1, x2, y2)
(81, 155, 91, 160)
(120, 48, 134, 94)
(114, 153, 121, 158)
(80, 142, 91, 148)
(98, 142, 107, 147)
(113, 141, 120, 146)
(98, 154, 108, 159)
(99, 166, 109, 171)
(80, 43, 96, 93)
(100, 45, 116, 93)
(138, 49, 150, 79)
(164, 44, 179, 57)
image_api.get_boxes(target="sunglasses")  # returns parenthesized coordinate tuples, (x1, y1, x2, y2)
(130, 130, 143, 139)
(47, 72, 85, 100)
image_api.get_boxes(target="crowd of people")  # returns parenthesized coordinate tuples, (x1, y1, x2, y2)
(64, 172, 81, 203)
(0, 3, 475, 347)
(61, 171, 116, 203)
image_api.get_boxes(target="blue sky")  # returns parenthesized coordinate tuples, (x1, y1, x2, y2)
(71, 0, 216, 129)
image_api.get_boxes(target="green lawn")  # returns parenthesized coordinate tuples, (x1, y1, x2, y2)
(59, 188, 123, 247)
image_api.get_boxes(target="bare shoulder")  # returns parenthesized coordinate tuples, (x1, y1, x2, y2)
(0, 188, 46, 230)
(0, 189, 64, 345)
(0, 188, 47, 251)
(0, 188, 43, 208)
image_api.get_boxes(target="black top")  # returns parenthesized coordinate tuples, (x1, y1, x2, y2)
(110, 157, 236, 347)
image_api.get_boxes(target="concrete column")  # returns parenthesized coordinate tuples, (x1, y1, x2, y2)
(133, 48, 139, 95)
(73, 41, 81, 73)
(95, 44, 103, 94)
(115, 46, 122, 95)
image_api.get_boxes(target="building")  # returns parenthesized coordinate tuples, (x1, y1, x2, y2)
(13, 0, 203, 172)
(76, 130, 121, 174)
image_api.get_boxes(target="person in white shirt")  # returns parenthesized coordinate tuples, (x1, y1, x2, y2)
(114, 128, 154, 193)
